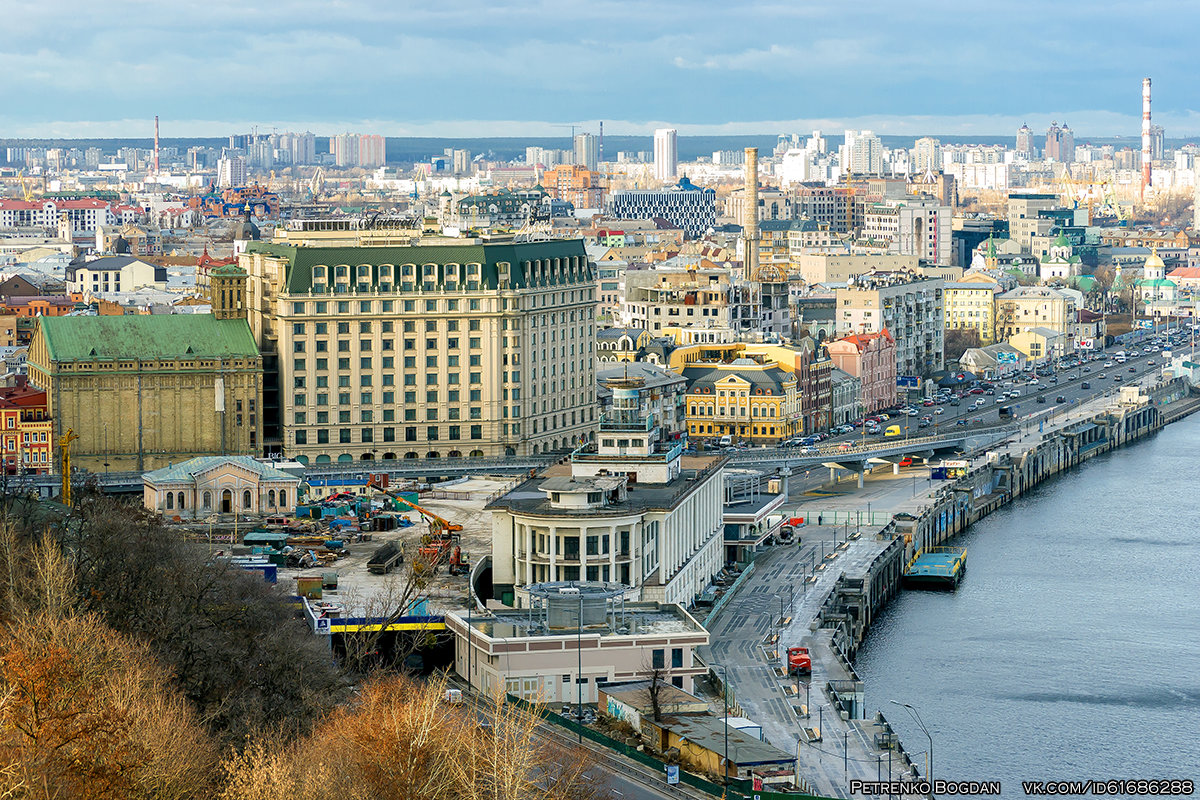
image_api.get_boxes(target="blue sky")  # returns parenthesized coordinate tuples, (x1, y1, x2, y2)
(3, 0, 1199, 138)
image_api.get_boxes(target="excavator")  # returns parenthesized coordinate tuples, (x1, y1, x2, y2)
(366, 477, 469, 576)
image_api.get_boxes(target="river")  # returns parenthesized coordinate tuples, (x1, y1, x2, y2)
(854, 413, 1200, 795)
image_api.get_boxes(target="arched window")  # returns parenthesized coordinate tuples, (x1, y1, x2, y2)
(202, 491, 211, 510)
(279, 490, 287, 508)
(177, 492, 185, 510)
(268, 489, 276, 507)
(166, 493, 174, 510)
(242, 489, 252, 509)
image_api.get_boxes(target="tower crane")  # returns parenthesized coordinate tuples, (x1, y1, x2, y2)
(17, 171, 34, 203)
(58, 429, 79, 506)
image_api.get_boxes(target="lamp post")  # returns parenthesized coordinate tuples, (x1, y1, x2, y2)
(577, 591, 583, 744)
(722, 664, 730, 793)
(891, 700, 934, 798)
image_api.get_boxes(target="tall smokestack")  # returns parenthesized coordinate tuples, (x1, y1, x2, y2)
(1142, 78, 1152, 197)
(154, 115, 160, 174)
(743, 147, 759, 281)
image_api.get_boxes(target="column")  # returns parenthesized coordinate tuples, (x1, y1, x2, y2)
(548, 525, 557, 582)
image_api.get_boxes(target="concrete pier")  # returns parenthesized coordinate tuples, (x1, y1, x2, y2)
(701, 374, 1200, 798)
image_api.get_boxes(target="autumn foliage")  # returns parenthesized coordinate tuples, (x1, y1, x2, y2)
(0, 503, 606, 799)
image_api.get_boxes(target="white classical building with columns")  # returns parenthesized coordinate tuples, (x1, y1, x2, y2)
(487, 373, 725, 607)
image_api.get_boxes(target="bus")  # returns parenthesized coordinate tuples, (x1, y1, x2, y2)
(998, 406, 1014, 418)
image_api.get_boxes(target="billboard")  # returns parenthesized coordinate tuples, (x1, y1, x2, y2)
(1077, 338, 1094, 350)
(996, 351, 1018, 364)
(897, 376, 920, 388)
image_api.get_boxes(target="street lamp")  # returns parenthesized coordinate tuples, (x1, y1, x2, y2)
(721, 664, 730, 792)
(890, 700, 933, 797)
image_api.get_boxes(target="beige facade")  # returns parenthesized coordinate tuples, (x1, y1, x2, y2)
(447, 602, 709, 704)
(242, 238, 597, 463)
(796, 253, 918, 286)
(27, 314, 263, 473)
(142, 456, 301, 518)
(944, 281, 998, 345)
(995, 286, 1077, 342)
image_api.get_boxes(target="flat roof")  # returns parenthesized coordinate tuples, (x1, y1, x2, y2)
(655, 715, 794, 766)
(464, 604, 702, 640)
(488, 455, 724, 517)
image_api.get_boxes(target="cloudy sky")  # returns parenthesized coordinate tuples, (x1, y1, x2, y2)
(4, 0, 1198, 139)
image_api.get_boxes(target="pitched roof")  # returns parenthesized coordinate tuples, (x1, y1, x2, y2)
(143, 456, 297, 484)
(35, 315, 259, 362)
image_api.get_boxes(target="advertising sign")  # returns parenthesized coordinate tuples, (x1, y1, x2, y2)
(1077, 338, 1094, 350)
(996, 351, 1018, 364)
(666, 766, 679, 785)
(897, 376, 919, 388)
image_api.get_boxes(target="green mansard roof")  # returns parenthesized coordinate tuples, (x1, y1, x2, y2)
(245, 238, 590, 294)
(36, 314, 259, 362)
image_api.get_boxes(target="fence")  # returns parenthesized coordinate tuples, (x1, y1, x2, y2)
(703, 561, 757, 626)
(505, 693, 835, 800)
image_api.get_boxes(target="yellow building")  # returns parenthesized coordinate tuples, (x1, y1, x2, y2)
(1009, 327, 1069, 361)
(26, 278, 263, 473)
(241, 237, 596, 463)
(995, 286, 1077, 343)
(682, 359, 799, 444)
(944, 281, 998, 345)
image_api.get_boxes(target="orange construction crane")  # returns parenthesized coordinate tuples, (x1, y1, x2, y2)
(394, 495, 463, 535)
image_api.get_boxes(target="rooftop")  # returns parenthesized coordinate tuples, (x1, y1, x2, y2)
(34, 314, 260, 362)
(487, 455, 724, 517)
(463, 601, 703, 639)
(650, 714, 795, 767)
(143, 456, 299, 484)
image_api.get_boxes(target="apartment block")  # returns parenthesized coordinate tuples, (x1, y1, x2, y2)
(241, 238, 597, 463)
(834, 271, 944, 378)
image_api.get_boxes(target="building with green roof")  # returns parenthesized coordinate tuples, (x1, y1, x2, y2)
(239, 236, 596, 463)
(27, 300, 262, 473)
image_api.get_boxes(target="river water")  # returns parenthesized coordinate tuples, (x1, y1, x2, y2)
(855, 414, 1200, 795)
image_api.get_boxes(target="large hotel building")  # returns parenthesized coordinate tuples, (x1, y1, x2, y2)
(240, 237, 597, 464)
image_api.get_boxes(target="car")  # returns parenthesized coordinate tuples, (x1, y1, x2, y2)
(1029, 378, 1039, 384)
(922, 400, 935, 407)
(918, 419, 931, 428)
(1037, 396, 1046, 403)
(956, 419, 968, 426)
(837, 443, 853, 451)
(1082, 382, 1091, 389)
(949, 398, 960, 406)
(1056, 396, 1067, 403)
(920, 414, 932, 422)
(934, 408, 944, 415)
(1129, 366, 1137, 372)
(1083, 366, 1091, 373)
(969, 388, 985, 395)
(985, 388, 995, 395)
(973, 397, 986, 406)
(878, 414, 890, 421)
(1050, 377, 1059, 384)
(1149, 359, 1157, 366)
(1104, 361, 1115, 368)
(1099, 373, 1106, 379)
(799, 446, 820, 455)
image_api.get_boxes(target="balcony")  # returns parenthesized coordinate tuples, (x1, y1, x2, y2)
(599, 410, 656, 433)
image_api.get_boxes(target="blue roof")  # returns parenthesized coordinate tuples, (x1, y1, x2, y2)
(143, 456, 297, 484)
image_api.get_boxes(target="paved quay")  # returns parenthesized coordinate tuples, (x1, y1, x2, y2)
(702, 373, 1195, 799)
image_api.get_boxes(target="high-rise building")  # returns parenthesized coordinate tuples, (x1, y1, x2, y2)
(608, 178, 716, 239)
(1045, 122, 1075, 163)
(1150, 124, 1165, 161)
(844, 130, 883, 175)
(573, 133, 599, 172)
(913, 137, 942, 173)
(240, 238, 597, 460)
(1016, 123, 1036, 159)
(834, 270, 944, 378)
(217, 155, 247, 188)
(653, 128, 678, 181)
(358, 134, 386, 168)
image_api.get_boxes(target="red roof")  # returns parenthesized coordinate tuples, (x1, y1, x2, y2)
(835, 327, 894, 351)
(1167, 267, 1200, 280)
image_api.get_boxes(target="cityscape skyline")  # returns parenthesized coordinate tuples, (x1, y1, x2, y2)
(5, 0, 1200, 137)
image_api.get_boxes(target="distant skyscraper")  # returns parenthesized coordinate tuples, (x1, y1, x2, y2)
(913, 137, 942, 173)
(574, 133, 599, 172)
(1016, 123, 1036, 159)
(1045, 122, 1075, 163)
(654, 128, 678, 181)
(1150, 124, 1165, 161)
(844, 130, 883, 175)
(217, 155, 247, 188)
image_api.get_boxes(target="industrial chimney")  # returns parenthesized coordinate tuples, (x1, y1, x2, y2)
(743, 147, 759, 281)
(1142, 78, 1152, 197)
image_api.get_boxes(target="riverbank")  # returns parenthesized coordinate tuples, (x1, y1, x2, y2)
(702, 373, 1200, 798)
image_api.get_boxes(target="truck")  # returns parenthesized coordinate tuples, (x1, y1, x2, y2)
(786, 645, 811, 675)
(366, 541, 405, 575)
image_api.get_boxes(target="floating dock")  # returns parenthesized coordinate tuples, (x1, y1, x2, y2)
(902, 546, 966, 590)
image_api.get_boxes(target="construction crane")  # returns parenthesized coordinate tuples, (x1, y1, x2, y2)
(17, 171, 34, 202)
(366, 477, 462, 536)
(58, 429, 79, 505)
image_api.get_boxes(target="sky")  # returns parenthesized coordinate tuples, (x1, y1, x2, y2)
(4, 0, 1200, 139)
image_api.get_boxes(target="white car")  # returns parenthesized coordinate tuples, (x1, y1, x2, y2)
(934, 408, 944, 415)
(973, 399, 985, 408)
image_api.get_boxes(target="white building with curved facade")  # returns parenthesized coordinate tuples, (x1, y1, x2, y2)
(488, 372, 725, 607)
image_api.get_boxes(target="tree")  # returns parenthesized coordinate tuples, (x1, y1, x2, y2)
(944, 328, 981, 363)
